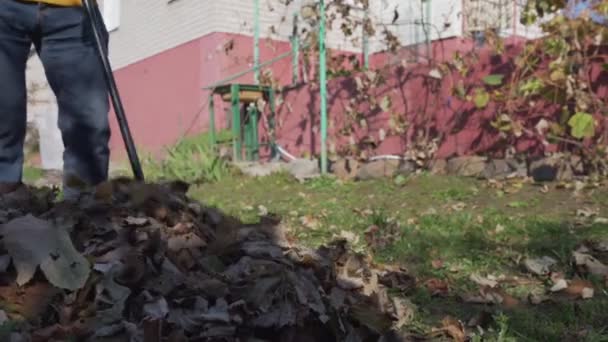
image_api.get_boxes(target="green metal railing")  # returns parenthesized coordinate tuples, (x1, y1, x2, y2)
(319, 0, 328, 174)
(201, 0, 431, 172)
(254, 0, 260, 84)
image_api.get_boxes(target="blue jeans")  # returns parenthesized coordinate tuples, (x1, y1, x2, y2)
(0, 0, 110, 198)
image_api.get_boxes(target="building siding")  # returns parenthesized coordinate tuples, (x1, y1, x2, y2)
(108, 0, 374, 71)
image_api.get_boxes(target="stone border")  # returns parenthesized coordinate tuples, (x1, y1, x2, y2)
(331, 154, 604, 182)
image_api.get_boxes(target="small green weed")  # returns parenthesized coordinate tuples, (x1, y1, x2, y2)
(432, 187, 475, 202)
(305, 175, 340, 191)
(144, 130, 233, 183)
(22, 166, 43, 183)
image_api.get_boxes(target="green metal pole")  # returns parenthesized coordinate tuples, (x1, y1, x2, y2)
(362, 7, 369, 69)
(251, 106, 259, 161)
(231, 84, 242, 161)
(292, 12, 299, 85)
(424, 0, 431, 59)
(203, 51, 292, 90)
(254, 0, 260, 84)
(268, 88, 277, 159)
(319, 0, 328, 174)
(209, 94, 216, 148)
(245, 106, 252, 161)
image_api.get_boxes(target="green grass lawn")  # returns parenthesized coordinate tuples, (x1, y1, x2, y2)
(192, 172, 608, 341)
(22, 166, 43, 184)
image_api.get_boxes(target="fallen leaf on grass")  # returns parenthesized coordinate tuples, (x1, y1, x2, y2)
(528, 292, 550, 305)
(422, 208, 437, 216)
(451, 202, 466, 212)
(573, 251, 608, 276)
(565, 279, 595, 299)
(573, 181, 586, 195)
(424, 278, 449, 296)
(550, 278, 569, 292)
(494, 224, 505, 234)
(550, 277, 595, 299)
(431, 259, 444, 269)
(390, 297, 416, 329)
(581, 287, 594, 299)
(0, 214, 90, 290)
(364, 224, 400, 251)
(524, 256, 557, 276)
(257, 205, 268, 216)
(469, 273, 498, 288)
(441, 316, 466, 342)
(593, 217, 608, 224)
(594, 239, 608, 252)
(576, 208, 598, 218)
(299, 215, 320, 230)
(335, 230, 359, 245)
(378, 267, 415, 292)
(462, 286, 520, 308)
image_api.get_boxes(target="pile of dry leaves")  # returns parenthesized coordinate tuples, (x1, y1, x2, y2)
(0, 179, 415, 342)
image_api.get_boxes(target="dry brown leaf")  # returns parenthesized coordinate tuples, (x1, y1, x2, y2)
(336, 230, 359, 245)
(550, 278, 569, 292)
(0, 178, 425, 340)
(524, 256, 557, 276)
(451, 202, 466, 212)
(0, 281, 60, 320)
(431, 259, 444, 269)
(124, 216, 148, 227)
(300, 215, 320, 230)
(424, 278, 449, 296)
(441, 316, 466, 342)
(0, 214, 90, 290)
(378, 267, 415, 292)
(469, 273, 498, 288)
(391, 297, 415, 329)
(581, 287, 594, 299)
(494, 224, 505, 234)
(576, 208, 598, 218)
(573, 251, 608, 276)
(462, 286, 519, 308)
(168, 232, 206, 252)
(565, 279, 595, 299)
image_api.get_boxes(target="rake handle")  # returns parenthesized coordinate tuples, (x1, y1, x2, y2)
(82, 0, 145, 181)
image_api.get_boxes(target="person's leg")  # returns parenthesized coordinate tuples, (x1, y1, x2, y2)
(0, 1, 37, 192)
(36, 4, 110, 199)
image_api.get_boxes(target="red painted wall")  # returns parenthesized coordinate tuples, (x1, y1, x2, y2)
(109, 32, 293, 160)
(109, 32, 606, 163)
(262, 37, 529, 160)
